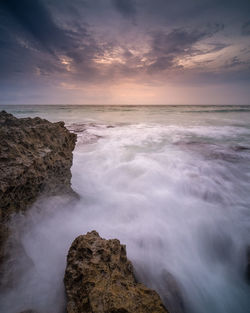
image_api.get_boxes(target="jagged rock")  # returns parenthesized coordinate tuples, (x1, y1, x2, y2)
(0, 111, 77, 216)
(0, 111, 77, 271)
(64, 231, 169, 313)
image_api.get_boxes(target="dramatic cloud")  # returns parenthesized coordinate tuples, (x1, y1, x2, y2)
(1, 0, 69, 52)
(146, 24, 225, 72)
(0, 0, 250, 104)
(111, 0, 137, 18)
(0, 0, 104, 82)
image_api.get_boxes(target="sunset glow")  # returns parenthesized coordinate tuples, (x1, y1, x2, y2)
(0, 0, 250, 104)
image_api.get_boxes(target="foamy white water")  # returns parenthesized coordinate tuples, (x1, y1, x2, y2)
(1, 105, 250, 313)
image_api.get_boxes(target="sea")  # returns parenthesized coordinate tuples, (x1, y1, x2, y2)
(1, 105, 250, 313)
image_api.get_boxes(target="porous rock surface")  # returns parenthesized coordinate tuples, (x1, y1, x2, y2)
(64, 230, 169, 313)
(0, 110, 77, 266)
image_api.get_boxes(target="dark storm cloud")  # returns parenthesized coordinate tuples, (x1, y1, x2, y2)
(1, 0, 69, 52)
(0, 0, 250, 104)
(111, 0, 137, 18)
(141, 0, 250, 23)
(0, 0, 104, 82)
(147, 24, 225, 72)
(152, 24, 224, 55)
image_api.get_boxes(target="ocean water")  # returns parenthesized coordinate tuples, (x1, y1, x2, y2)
(1, 105, 250, 313)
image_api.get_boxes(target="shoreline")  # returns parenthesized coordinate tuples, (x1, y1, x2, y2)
(0, 111, 177, 313)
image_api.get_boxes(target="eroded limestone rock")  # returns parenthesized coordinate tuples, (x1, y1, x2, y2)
(64, 231, 168, 313)
(0, 111, 77, 271)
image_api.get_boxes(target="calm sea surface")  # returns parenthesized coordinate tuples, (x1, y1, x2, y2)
(1, 105, 250, 313)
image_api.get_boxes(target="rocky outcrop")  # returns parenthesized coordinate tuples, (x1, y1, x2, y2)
(0, 111, 77, 269)
(64, 231, 169, 313)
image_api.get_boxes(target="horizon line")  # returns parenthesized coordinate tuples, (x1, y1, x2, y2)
(1, 104, 250, 106)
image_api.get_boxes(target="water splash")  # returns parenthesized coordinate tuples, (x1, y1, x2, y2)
(1, 107, 250, 313)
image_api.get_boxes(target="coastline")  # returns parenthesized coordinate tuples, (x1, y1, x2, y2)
(0, 111, 175, 313)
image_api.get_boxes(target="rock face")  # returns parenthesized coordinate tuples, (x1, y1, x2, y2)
(0, 110, 77, 267)
(64, 231, 168, 313)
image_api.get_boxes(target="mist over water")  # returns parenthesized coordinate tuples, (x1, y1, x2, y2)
(1, 105, 250, 313)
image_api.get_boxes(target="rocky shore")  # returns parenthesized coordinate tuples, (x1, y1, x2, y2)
(0, 111, 180, 313)
(0, 111, 77, 273)
(65, 230, 168, 313)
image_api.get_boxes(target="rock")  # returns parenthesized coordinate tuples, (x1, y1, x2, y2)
(64, 231, 169, 313)
(0, 111, 77, 272)
(0, 111, 77, 216)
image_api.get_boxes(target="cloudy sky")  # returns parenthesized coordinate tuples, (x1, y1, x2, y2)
(0, 0, 250, 104)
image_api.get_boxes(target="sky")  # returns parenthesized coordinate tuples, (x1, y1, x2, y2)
(0, 0, 250, 105)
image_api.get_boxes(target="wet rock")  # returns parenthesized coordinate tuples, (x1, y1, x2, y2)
(64, 231, 168, 313)
(0, 111, 77, 271)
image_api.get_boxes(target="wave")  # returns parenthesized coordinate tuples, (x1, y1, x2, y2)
(1, 112, 250, 313)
